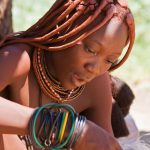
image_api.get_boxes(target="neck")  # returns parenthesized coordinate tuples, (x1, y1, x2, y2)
(32, 49, 85, 103)
(44, 51, 57, 80)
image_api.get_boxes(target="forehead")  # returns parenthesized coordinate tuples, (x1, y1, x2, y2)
(84, 17, 128, 53)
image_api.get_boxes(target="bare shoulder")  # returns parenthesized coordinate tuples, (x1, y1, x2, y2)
(83, 72, 113, 132)
(85, 72, 112, 106)
(0, 43, 32, 91)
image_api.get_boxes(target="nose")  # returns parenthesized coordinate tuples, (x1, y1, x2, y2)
(84, 62, 100, 76)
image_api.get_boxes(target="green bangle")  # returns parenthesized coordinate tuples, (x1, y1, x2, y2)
(30, 103, 76, 149)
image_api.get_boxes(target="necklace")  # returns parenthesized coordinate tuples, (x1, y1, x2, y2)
(33, 48, 85, 103)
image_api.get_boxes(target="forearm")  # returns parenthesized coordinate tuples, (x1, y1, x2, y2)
(73, 120, 122, 150)
(0, 97, 34, 135)
(7, 102, 121, 150)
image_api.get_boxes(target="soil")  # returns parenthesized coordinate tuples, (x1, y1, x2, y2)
(129, 80, 150, 145)
(130, 80, 150, 132)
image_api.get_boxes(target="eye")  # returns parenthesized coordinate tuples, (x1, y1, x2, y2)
(106, 59, 119, 65)
(106, 60, 114, 64)
(84, 45, 97, 56)
(111, 60, 119, 67)
(106, 59, 118, 65)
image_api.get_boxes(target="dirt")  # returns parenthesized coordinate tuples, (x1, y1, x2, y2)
(130, 80, 150, 132)
(122, 80, 150, 147)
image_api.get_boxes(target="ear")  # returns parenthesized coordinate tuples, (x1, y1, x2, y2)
(117, 0, 128, 7)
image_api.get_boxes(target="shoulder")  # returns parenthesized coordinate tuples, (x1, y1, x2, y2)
(0, 43, 32, 91)
(85, 72, 112, 106)
(82, 72, 113, 132)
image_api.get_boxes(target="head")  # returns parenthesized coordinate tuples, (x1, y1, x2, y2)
(0, 0, 135, 90)
(48, 17, 128, 89)
(110, 75, 135, 116)
(110, 75, 135, 137)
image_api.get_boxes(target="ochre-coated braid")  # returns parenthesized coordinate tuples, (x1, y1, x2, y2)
(49, 0, 109, 44)
(4, 0, 114, 49)
(29, 0, 83, 41)
(22, 2, 71, 38)
(110, 10, 135, 71)
(0, 0, 135, 66)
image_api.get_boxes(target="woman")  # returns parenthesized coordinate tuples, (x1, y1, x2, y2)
(0, 0, 135, 149)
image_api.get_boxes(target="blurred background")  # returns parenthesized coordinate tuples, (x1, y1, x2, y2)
(12, 0, 150, 131)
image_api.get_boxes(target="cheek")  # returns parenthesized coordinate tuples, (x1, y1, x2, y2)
(66, 50, 86, 70)
(99, 61, 112, 75)
(56, 53, 85, 75)
(55, 46, 91, 77)
(99, 67, 110, 75)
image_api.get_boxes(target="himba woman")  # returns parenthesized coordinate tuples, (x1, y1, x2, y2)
(0, 0, 135, 149)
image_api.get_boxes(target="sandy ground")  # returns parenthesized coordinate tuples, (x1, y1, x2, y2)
(128, 80, 150, 146)
(130, 80, 150, 132)
(121, 80, 150, 147)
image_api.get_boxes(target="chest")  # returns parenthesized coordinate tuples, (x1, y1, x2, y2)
(7, 68, 90, 113)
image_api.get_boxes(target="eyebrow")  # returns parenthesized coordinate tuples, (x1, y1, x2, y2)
(77, 38, 102, 47)
(78, 39, 122, 55)
(89, 38, 103, 48)
(111, 52, 122, 56)
(93, 39, 123, 56)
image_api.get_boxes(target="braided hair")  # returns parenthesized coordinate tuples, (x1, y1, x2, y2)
(0, 0, 135, 71)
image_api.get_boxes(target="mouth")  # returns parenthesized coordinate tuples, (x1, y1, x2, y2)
(72, 73, 92, 87)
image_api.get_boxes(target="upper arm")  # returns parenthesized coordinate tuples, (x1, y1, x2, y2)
(0, 44, 31, 91)
(83, 72, 113, 134)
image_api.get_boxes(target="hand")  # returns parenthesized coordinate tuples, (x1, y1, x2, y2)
(73, 120, 122, 150)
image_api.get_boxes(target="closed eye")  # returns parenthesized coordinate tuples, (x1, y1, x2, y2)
(84, 45, 97, 55)
(107, 60, 114, 64)
(111, 60, 119, 67)
(106, 59, 119, 65)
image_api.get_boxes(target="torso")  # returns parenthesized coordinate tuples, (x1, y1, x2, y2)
(0, 44, 93, 150)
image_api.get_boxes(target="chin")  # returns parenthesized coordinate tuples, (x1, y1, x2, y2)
(59, 74, 82, 90)
(61, 82, 77, 90)
(61, 77, 80, 90)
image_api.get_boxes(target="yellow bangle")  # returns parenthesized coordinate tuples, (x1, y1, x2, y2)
(59, 112, 69, 142)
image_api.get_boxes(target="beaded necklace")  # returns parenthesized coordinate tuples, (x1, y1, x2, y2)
(33, 48, 85, 103)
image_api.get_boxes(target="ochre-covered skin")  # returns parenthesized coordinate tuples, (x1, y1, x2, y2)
(0, 0, 135, 150)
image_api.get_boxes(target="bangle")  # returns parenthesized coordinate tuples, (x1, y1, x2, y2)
(67, 115, 87, 149)
(29, 103, 78, 149)
(19, 103, 86, 150)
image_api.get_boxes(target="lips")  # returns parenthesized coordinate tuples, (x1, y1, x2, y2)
(72, 73, 92, 87)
